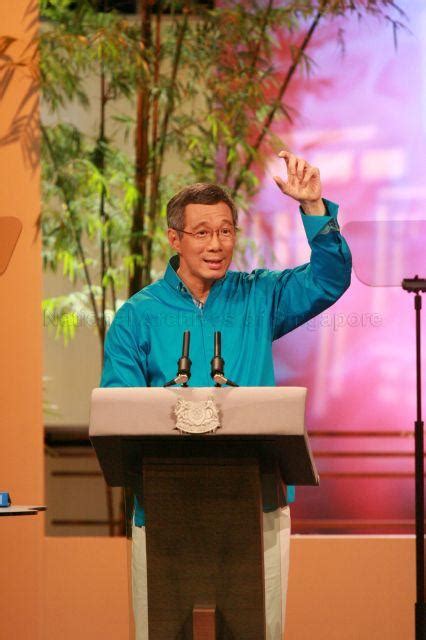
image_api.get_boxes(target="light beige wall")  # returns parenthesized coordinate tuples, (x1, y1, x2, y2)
(43, 279, 102, 427)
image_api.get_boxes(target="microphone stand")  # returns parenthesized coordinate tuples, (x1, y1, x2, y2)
(210, 331, 238, 387)
(402, 275, 425, 640)
(164, 331, 192, 387)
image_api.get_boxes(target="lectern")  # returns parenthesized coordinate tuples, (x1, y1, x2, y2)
(90, 386, 318, 640)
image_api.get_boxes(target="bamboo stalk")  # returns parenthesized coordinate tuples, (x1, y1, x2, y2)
(128, 0, 153, 296)
(144, 2, 189, 285)
(41, 124, 103, 340)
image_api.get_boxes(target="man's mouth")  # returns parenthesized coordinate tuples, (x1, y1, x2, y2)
(203, 258, 224, 270)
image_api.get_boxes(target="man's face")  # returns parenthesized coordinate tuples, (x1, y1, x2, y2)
(168, 201, 236, 287)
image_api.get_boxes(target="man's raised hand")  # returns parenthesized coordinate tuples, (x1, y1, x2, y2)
(273, 150, 326, 215)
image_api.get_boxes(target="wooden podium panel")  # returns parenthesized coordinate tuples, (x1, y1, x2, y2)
(90, 387, 317, 638)
(143, 459, 265, 640)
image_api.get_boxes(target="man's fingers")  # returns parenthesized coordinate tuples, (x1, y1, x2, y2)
(278, 150, 300, 177)
(286, 154, 297, 176)
(275, 151, 322, 203)
(273, 175, 289, 193)
(278, 150, 290, 160)
(301, 166, 319, 188)
(277, 150, 320, 192)
(295, 157, 307, 181)
(278, 149, 293, 172)
(303, 167, 320, 187)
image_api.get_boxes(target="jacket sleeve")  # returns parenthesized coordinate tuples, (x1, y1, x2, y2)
(269, 199, 352, 341)
(100, 302, 148, 387)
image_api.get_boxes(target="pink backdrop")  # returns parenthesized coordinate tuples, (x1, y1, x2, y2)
(245, 1, 425, 532)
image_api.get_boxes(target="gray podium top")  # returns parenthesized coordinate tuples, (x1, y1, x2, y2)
(90, 386, 307, 436)
(89, 386, 319, 487)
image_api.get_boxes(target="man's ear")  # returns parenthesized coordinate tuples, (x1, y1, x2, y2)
(167, 228, 181, 253)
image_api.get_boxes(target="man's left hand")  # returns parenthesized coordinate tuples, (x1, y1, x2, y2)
(273, 150, 326, 215)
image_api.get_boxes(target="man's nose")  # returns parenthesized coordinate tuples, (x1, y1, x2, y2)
(206, 230, 222, 249)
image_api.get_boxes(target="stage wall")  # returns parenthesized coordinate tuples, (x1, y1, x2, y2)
(0, 1, 43, 639)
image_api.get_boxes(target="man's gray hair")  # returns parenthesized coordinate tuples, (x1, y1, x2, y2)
(167, 183, 238, 231)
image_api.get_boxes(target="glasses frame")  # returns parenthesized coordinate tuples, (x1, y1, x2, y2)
(171, 224, 239, 242)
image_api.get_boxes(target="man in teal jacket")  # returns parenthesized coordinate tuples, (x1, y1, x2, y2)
(101, 150, 351, 639)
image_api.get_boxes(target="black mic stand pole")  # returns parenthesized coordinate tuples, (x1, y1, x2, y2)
(164, 331, 192, 387)
(402, 276, 425, 640)
(210, 331, 238, 387)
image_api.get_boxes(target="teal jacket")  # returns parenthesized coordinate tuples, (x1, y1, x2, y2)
(100, 200, 352, 525)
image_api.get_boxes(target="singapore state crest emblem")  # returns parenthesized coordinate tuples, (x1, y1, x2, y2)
(174, 398, 221, 435)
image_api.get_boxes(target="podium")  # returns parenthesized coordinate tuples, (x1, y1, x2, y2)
(90, 386, 318, 640)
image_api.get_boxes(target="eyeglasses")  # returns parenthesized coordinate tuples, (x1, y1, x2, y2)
(172, 225, 238, 243)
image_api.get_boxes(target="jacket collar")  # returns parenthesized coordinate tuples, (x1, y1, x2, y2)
(164, 254, 228, 299)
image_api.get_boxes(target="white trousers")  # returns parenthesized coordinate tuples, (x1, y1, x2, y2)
(132, 506, 291, 640)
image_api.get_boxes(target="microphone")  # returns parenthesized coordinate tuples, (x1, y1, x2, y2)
(177, 331, 191, 384)
(210, 331, 238, 387)
(164, 331, 192, 387)
(211, 331, 225, 384)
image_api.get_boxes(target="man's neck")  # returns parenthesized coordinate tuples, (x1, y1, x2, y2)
(177, 267, 212, 304)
